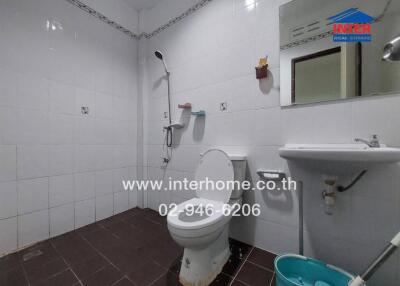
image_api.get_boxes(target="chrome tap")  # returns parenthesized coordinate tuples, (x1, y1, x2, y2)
(355, 135, 380, 148)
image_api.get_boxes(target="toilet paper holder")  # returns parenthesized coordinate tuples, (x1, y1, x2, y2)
(257, 170, 286, 182)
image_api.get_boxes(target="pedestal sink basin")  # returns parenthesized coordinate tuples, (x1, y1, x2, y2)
(279, 144, 400, 175)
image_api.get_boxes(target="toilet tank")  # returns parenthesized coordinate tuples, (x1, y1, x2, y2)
(228, 155, 247, 199)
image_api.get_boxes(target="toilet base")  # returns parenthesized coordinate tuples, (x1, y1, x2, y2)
(179, 227, 230, 286)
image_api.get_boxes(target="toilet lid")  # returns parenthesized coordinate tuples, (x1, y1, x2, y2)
(195, 149, 234, 203)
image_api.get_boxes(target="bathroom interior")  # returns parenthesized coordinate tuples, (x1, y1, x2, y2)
(1, 0, 400, 285)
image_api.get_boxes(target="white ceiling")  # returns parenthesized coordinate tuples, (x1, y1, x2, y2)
(122, 0, 164, 11)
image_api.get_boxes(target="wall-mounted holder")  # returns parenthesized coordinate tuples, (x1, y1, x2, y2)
(191, 110, 206, 116)
(256, 56, 269, 80)
(164, 122, 185, 129)
(178, 103, 192, 109)
(255, 64, 269, 79)
(257, 170, 286, 182)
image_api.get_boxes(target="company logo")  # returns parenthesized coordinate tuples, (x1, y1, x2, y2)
(328, 8, 374, 42)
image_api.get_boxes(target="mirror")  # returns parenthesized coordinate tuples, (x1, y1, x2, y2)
(280, 0, 400, 106)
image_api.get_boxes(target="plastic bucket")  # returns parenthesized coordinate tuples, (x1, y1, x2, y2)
(275, 254, 356, 286)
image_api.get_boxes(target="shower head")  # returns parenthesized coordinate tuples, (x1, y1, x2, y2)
(155, 50, 163, 60)
(382, 36, 400, 61)
(155, 50, 169, 74)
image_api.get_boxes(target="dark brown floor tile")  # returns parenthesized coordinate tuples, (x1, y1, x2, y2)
(83, 230, 122, 253)
(235, 262, 274, 286)
(70, 255, 109, 281)
(143, 211, 166, 225)
(112, 277, 135, 286)
(51, 232, 84, 249)
(56, 243, 98, 267)
(98, 216, 124, 227)
(270, 273, 276, 286)
(229, 239, 252, 260)
(106, 247, 152, 274)
(0, 265, 28, 286)
(0, 209, 274, 286)
(127, 260, 165, 286)
(151, 247, 183, 269)
(209, 273, 233, 286)
(117, 229, 157, 250)
(247, 248, 277, 271)
(76, 223, 105, 237)
(24, 257, 68, 285)
(150, 271, 180, 286)
(230, 280, 247, 286)
(222, 254, 245, 277)
(21, 242, 60, 267)
(81, 264, 123, 286)
(167, 256, 182, 275)
(106, 221, 137, 238)
(0, 253, 21, 273)
(34, 269, 79, 286)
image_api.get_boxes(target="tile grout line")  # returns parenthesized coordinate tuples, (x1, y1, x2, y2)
(228, 245, 255, 286)
(245, 260, 275, 273)
(49, 239, 83, 285)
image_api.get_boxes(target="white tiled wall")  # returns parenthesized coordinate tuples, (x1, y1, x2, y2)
(142, 0, 400, 285)
(0, 0, 138, 255)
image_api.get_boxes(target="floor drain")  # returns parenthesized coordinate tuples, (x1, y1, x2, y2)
(22, 249, 43, 261)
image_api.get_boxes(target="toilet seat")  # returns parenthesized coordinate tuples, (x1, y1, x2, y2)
(167, 198, 230, 232)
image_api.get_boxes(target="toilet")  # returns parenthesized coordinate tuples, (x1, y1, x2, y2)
(167, 149, 246, 286)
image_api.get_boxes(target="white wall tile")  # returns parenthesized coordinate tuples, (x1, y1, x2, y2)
(95, 91, 113, 119)
(94, 119, 114, 145)
(95, 170, 113, 196)
(0, 68, 17, 107)
(113, 145, 136, 168)
(17, 145, 49, 179)
(129, 190, 138, 208)
(0, 145, 16, 182)
(95, 194, 114, 221)
(113, 167, 136, 193)
(75, 118, 96, 144)
(0, 107, 18, 145)
(75, 88, 95, 117)
(114, 191, 129, 214)
(49, 174, 75, 208)
(50, 203, 75, 237)
(0, 0, 139, 255)
(17, 177, 49, 215)
(75, 145, 97, 172)
(75, 172, 95, 201)
(49, 145, 74, 176)
(49, 81, 75, 115)
(49, 114, 74, 144)
(0, 181, 17, 219)
(18, 209, 49, 248)
(75, 199, 95, 229)
(17, 109, 49, 144)
(17, 74, 49, 111)
(0, 217, 18, 255)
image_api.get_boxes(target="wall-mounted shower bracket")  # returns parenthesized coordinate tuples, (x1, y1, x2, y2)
(164, 123, 185, 130)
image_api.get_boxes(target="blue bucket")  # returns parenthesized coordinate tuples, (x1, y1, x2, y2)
(275, 254, 356, 286)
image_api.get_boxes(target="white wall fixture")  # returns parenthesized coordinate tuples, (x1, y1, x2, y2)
(279, 140, 400, 215)
(279, 142, 400, 174)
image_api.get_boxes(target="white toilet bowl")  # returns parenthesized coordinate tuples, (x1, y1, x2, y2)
(166, 149, 246, 286)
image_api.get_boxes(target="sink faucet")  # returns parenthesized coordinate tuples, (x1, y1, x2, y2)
(355, 135, 380, 148)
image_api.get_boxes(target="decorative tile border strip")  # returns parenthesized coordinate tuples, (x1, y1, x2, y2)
(65, 0, 140, 39)
(65, 0, 214, 40)
(143, 0, 213, 39)
(280, 31, 333, 51)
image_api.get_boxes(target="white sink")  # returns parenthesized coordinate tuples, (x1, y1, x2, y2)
(279, 144, 400, 175)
